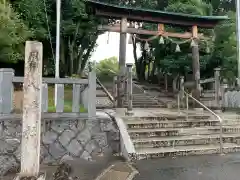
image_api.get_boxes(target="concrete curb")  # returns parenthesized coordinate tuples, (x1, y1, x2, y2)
(94, 162, 138, 180)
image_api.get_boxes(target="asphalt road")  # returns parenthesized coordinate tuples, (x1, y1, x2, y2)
(133, 153, 240, 180)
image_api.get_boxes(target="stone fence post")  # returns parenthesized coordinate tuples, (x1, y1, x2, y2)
(0, 68, 14, 114)
(221, 82, 228, 109)
(179, 76, 185, 108)
(214, 68, 221, 108)
(113, 76, 118, 107)
(88, 71, 96, 119)
(126, 63, 133, 112)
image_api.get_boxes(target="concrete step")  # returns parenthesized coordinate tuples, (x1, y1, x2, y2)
(131, 96, 156, 100)
(124, 103, 160, 106)
(129, 127, 217, 138)
(123, 115, 211, 121)
(96, 94, 109, 97)
(128, 126, 240, 138)
(133, 134, 240, 148)
(125, 119, 220, 129)
(135, 143, 240, 160)
(124, 100, 159, 104)
(123, 104, 165, 108)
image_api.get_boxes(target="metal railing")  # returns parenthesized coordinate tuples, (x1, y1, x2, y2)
(96, 77, 114, 102)
(177, 90, 223, 154)
(133, 82, 163, 105)
(85, 66, 114, 103)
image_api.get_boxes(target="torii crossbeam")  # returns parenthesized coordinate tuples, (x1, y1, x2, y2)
(86, 0, 228, 108)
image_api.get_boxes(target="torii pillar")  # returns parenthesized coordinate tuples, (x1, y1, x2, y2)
(192, 25, 201, 106)
(117, 17, 127, 108)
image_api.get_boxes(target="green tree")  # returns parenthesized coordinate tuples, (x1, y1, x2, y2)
(211, 11, 237, 83)
(96, 56, 118, 81)
(11, 0, 101, 76)
(0, 0, 30, 63)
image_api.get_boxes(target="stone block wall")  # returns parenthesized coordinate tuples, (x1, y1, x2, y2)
(0, 114, 120, 176)
(223, 90, 240, 108)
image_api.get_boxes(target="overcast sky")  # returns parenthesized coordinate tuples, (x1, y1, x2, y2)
(90, 32, 141, 63)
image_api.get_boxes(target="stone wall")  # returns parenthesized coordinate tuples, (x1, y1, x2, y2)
(223, 90, 240, 108)
(0, 114, 120, 176)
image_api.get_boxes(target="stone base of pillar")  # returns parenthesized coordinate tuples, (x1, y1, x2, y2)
(194, 108, 204, 111)
(125, 110, 134, 116)
(115, 108, 126, 116)
(214, 109, 222, 113)
(14, 173, 46, 180)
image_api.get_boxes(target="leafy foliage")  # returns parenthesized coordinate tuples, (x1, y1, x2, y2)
(0, 0, 237, 83)
(10, 0, 101, 76)
(0, 1, 30, 63)
(96, 56, 118, 81)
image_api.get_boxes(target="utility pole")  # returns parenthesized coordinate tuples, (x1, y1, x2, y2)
(236, 0, 240, 86)
(55, 0, 61, 105)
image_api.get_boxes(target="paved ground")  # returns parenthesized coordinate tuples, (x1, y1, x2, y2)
(133, 153, 240, 180)
(95, 161, 138, 180)
(3, 152, 124, 180)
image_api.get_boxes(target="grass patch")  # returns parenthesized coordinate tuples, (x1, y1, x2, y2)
(48, 101, 87, 113)
(13, 85, 87, 113)
(47, 86, 87, 113)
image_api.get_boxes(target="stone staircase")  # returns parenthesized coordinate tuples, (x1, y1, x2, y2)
(96, 81, 165, 109)
(123, 93, 164, 108)
(123, 111, 240, 160)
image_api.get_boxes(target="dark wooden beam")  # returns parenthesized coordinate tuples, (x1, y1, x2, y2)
(98, 25, 206, 39)
(95, 9, 217, 28)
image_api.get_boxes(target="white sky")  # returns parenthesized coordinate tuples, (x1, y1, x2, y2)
(90, 32, 141, 63)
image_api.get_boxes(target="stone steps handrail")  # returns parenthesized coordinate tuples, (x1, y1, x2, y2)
(178, 90, 223, 154)
(133, 82, 162, 105)
(200, 77, 215, 84)
(96, 77, 114, 102)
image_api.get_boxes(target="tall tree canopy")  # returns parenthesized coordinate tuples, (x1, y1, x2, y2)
(9, 0, 101, 76)
(0, 0, 236, 82)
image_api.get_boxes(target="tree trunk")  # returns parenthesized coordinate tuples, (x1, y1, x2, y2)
(60, 39, 67, 76)
(132, 36, 141, 80)
(172, 74, 179, 93)
(77, 47, 84, 75)
(68, 38, 74, 75)
(150, 60, 157, 78)
(147, 62, 151, 81)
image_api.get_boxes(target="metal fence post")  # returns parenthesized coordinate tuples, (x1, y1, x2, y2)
(0, 68, 14, 114)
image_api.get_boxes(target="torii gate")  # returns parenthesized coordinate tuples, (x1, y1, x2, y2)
(86, 0, 228, 108)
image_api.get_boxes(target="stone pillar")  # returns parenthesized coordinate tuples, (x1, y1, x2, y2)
(0, 68, 14, 114)
(214, 68, 221, 108)
(126, 63, 133, 113)
(21, 41, 43, 177)
(117, 17, 127, 108)
(221, 82, 228, 110)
